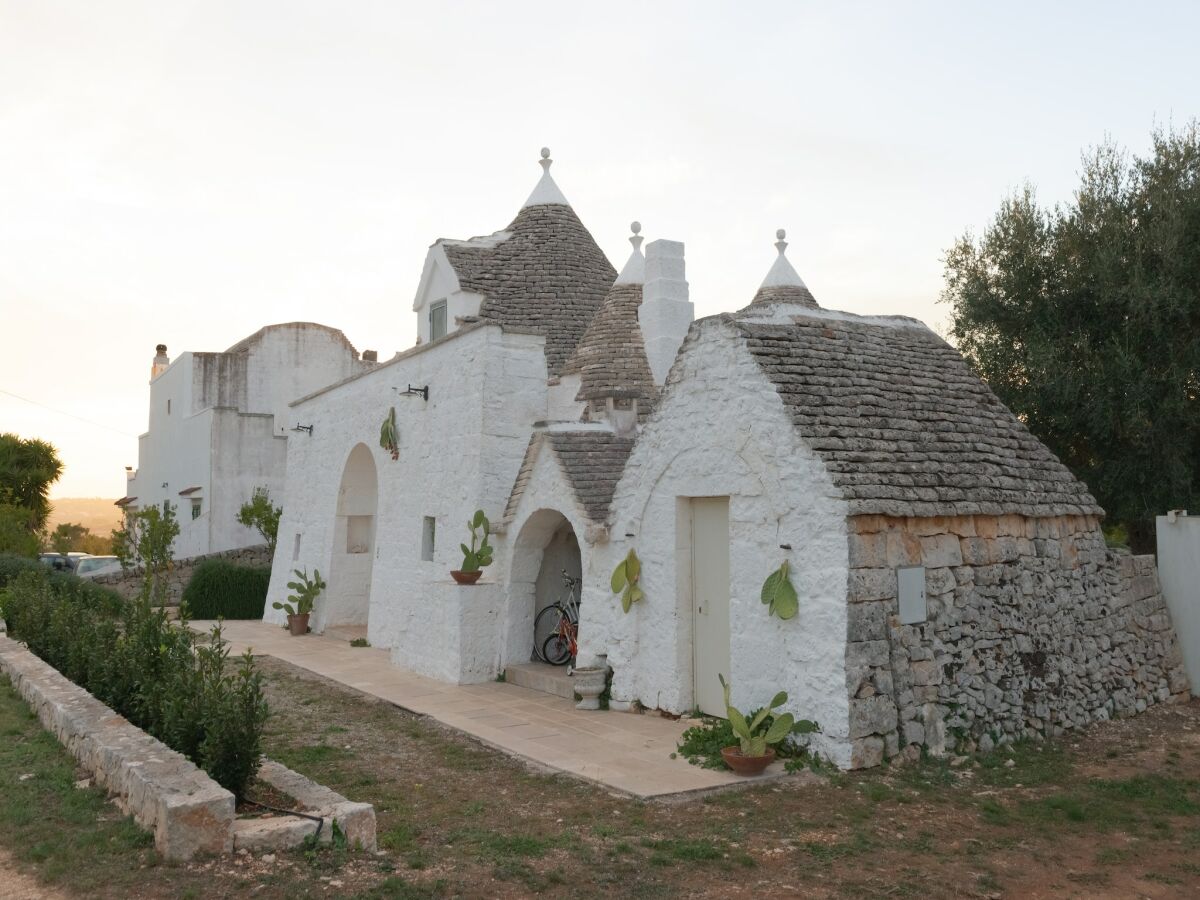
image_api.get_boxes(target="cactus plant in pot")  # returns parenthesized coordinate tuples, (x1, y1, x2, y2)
(452, 509, 493, 585)
(717, 674, 810, 776)
(272, 567, 325, 636)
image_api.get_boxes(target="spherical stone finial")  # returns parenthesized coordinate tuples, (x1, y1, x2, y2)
(775, 228, 789, 257)
(631, 221, 641, 235)
(628, 220, 644, 253)
(776, 228, 786, 241)
(540, 147, 550, 159)
(538, 147, 552, 173)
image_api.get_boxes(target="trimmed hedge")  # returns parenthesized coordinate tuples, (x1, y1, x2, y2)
(0, 554, 123, 615)
(181, 559, 270, 620)
(1, 569, 268, 799)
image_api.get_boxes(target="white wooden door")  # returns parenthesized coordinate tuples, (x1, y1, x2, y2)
(691, 497, 731, 717)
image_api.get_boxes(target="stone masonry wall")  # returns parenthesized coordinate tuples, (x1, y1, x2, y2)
(92, 543, 272, 606)
(844, 514, 1189, 768)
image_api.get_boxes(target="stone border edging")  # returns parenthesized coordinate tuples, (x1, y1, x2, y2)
(0, 634, 377, 859)
(0, 633, 234, 860)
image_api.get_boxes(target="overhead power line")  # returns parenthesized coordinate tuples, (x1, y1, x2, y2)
(0, 388, 139, 439)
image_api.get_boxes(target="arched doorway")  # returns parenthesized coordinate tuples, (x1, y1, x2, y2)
(505, 509, 582, 665)
(323, 443, 378, 633)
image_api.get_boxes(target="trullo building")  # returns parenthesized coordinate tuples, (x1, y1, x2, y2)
(262, 151, 1188, 768)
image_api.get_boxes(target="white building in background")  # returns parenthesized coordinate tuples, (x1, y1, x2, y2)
(231, 149, 1181, 769)
(120, 323, 376, 558)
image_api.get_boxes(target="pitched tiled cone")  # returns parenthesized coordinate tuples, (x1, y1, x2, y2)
(504, 429, 636, 525)
(441, 202, 616, 378)
(731, 311, 1104, 518)
(562, 283, 659, 418)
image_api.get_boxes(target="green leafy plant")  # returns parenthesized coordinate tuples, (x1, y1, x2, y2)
(610, 549, 643, 613)
(719, 674, 817, 758)
(273, 567, 325, 618)
(761, 560, 799, 620)
(182, 559, 271, 619)
(458, 510, 493, 573)
(379, 406, 399, 460)
(235, 487, 282, 555)
(111, 503, 180, 606)
(3, 568, 268, 799)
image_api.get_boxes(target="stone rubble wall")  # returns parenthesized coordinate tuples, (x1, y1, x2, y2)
(92, 543, 272, 606)
(843, 514, 1190, 768)
(0, 634, 235, 860)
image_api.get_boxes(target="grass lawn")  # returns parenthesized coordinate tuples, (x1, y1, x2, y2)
(3, 656, 1200, 898)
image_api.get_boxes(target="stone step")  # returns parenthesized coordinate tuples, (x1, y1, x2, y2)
(504, 662, 575, 699)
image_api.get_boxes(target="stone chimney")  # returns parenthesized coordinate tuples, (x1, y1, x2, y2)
(151, 344, 170, 381)
(639, 240, 693, 384)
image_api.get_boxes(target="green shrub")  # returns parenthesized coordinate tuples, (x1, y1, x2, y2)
(0, 555, 124, 617)
(1, 569, 268, 799)
(182, 559, 271, 620)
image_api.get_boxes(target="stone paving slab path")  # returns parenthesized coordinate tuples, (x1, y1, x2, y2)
(194, 620, 784, 798)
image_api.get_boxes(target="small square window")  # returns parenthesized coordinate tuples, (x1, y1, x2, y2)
(421, 516, 436, 562)
(429, 300, 448, 341)
(190, 498, 202, 520)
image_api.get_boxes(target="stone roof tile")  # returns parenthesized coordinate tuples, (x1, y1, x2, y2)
(734, 314, 1103, 518)
(441, 204, 616, 377)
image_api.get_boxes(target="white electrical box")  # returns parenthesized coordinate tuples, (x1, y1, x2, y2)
(897, 566, 927, 625)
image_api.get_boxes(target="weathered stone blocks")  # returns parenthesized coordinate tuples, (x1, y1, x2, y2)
(843, 513, 1189, 768)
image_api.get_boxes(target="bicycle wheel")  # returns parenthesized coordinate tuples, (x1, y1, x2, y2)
(533, 604, 566, 661)
(541, 631, 573, 666)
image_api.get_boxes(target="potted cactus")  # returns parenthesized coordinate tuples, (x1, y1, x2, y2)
(717, 674, 812, 776)
(451, 510, 493, 585)
(272, 567, 325, 636)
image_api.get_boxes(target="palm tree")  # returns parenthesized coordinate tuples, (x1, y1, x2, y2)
(0, 433, 64, 532)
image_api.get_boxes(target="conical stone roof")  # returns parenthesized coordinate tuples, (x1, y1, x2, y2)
(561, 224, 658, 417)
(438, 151, 616, 377)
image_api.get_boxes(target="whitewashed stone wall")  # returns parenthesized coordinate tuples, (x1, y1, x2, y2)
(498, 447, 591, 668)
(127, 323, 370, 559)
(588, 318, 854, 767)
(845, 513, 1190, 766)
(264, 324, 548, 663)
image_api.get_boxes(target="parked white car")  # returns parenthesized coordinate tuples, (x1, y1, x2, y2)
(75, 556, 121, 578)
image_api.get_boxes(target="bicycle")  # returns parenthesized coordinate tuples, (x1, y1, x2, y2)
(533, 570, 580, 666)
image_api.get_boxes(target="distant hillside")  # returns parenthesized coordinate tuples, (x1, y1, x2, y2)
(47, 497, 123, 536)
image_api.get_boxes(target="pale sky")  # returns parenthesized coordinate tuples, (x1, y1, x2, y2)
(1, 1, 1197, 499)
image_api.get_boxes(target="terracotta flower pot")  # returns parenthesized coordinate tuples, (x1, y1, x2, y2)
(451, 570, 483, 585)
(721, 746, 776, 776)
(287, 613, 310, 636)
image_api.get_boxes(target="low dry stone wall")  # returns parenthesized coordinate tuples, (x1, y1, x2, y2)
(0, 634, 234, 860)
(844, 513, 1189, 768)
(93, 543, 272, 605)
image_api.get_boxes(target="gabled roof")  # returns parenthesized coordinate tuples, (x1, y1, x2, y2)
(730, 307, 1103, 519)
(504, 428, 636, 525)
(438, 153, 616, 378)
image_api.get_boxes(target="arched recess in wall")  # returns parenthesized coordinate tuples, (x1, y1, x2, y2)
(506, 508, 583, 666)
(322, 442, 378, 633)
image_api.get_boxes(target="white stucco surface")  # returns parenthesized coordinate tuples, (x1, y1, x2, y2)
(582, 317, 853, 766)
(263, 324, 549, 662)
(1157, 513, 1200, 692)
(126, 324, 369, 558)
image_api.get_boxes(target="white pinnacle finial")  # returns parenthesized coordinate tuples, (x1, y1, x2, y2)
(615, 220, 646, 284)
(523, 146, 569, 207)
(760, 227, 808, 290)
